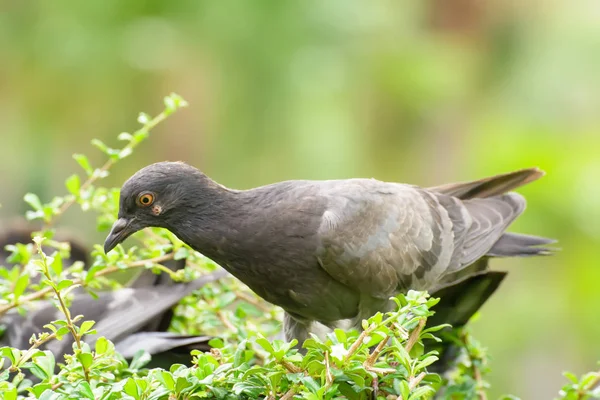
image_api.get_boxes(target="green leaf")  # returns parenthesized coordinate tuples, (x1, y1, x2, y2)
(13, 273, 30, 301)
(157, 370, 175, 390)
(65, 174, 81, 196)
(91, 138, 110, 154)
(76, 381, 95, 399)
(123, 378, 139, 399)
(0, 347, 21, 365)
(77, 352, 93, 369)
(29, 383, 52, 398)
(73, 154, 94, 176)
(255, 336, 274, 355)
(56, 279, 73, 292)
(51, 255, 64, 277)
(24, 193, 43, 211)
(119, 147, 133, 159)
(118, 132, 133, 141)
(130, 350, 151, 370)
(416, 355, 438, 370)
(31, 351, 55, 380)
(79, 320, 95, 336)
(2, 387, 16, 400)
(137, 112, 150, 124)
(95, 336, 112, 354)
(132, 130, 149, 144)
(174, 247, 189, 260)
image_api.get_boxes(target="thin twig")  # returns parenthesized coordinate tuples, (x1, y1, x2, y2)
(578, 371, 600, 399)
(473, 364, 488, 400)
(280, 388, 296, 400)
(35, 240, 90, 382)
(216, 310, 237, 332)
(344, 328, 371, 363)
(364, 334, 390, 367)
(45, 109, 174, 229)
(365, 366, 396, 374)
(281, 360, 302, 374)
(405, 318, 426, 353)
(460, 332, 487, 400)
(408, 372, 426, 391)
(0, 253, 175, 317)
(9, 332, 58, 372)
(325, 351, 333, 389)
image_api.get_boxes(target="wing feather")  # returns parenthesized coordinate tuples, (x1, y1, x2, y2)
(314, 179, 527, 298)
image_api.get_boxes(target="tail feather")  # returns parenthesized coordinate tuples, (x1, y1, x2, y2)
(488, 232, 558, 257)
(429, 167, 545, 199)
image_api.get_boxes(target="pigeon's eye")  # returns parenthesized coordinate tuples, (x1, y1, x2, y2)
(137, 192, 155, 207)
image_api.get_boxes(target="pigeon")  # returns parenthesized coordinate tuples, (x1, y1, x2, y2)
(104, 163, 556, 345)
(0, 223, 229, 370)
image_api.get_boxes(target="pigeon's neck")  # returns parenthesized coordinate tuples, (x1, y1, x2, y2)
(166, 177, 322, 273)
(165, 177, 256, 263)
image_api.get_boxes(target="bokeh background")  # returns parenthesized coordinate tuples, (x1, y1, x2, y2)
(1, 1, 599, 397)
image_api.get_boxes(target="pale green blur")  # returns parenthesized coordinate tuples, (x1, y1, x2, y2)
(0, 2, 598, 398)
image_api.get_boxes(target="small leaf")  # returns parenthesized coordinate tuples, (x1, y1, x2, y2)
(1, 387, 16, 400)
(118, 132, 133, 141)
(51, 254, 64, 277)
(73, 154, 93, 176)
(31, 351, 55, 380)
(75, 381, 95, 399)
(77, 352, 93, 369)
(65, 174, 81, 196)
(137, 112, 150, 124)
(123, 378, 139, 398)
(13, 273, 30, 301)
(79, 321, 95, 336)
(56, 279, 73, 292)
(24, 193, 43, 211)
(118, 147, 133, 159)
(91, 139, 110, 154)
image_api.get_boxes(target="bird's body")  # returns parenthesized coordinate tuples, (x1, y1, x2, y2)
(105, 163, 555, 343)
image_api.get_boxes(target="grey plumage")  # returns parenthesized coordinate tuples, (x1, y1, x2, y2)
(104, 163, 556, 345)
(0, 224, 229, 370)
(0, 268, 228, 369)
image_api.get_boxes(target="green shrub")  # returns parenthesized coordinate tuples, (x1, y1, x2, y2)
(0, 94, 597, 399)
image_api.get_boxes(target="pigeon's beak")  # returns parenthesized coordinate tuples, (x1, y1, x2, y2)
(104, 218, 135, 253)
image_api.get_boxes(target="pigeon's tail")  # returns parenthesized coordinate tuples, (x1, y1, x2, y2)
(487, 232, 557, 257)
(428, 167, 545, 199)
(430, 167, 558, 258)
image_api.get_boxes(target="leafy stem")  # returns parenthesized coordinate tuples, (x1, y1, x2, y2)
(0, 253, 176, 317)
(33, 236, 90, 382)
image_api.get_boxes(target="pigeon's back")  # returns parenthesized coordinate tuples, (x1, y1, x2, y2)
(312, 170, 554, 312)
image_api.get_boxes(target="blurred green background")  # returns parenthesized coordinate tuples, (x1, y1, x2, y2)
(1, 1, 599, 397)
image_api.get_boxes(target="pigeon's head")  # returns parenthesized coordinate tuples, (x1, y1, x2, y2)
(104, 161, 214, 253)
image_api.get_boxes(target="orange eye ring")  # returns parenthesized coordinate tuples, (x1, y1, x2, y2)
(137, 192, 155, 207)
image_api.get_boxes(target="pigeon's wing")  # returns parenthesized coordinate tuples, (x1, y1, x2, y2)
(315, 180, 526, 297)
(1, 269, 229, 363)
(114, 332, 213, 359)
(88, 269, 229, 344)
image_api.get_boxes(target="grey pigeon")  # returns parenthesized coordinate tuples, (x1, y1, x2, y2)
(0, 269, 228, 368)
(0, 223, 229, 369)
(104, 163, 555, 345)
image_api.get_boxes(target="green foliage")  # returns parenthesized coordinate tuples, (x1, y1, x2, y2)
(0, 94, 597, 399)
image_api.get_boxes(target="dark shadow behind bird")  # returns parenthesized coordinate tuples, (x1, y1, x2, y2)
(0, 222, 228, 372)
